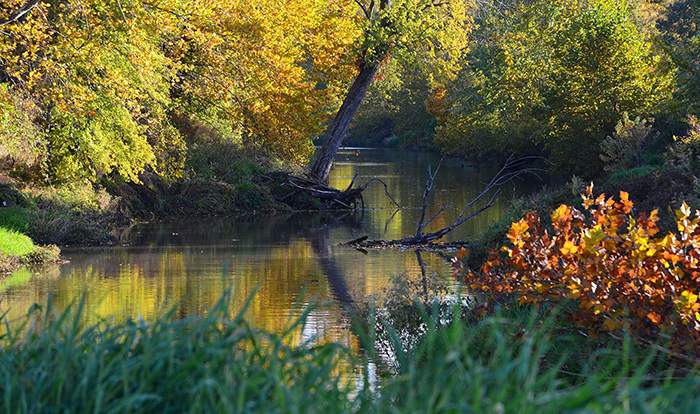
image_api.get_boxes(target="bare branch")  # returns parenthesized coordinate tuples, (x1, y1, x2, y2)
(344, 155, 545, 249)
(0, 0, 41, 27)
(353, 0, 372, 19)
(415, 158, 443, 238)
(358, 177, 402, 209)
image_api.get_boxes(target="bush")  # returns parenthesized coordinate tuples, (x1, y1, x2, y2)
(600, 114, 659, 172)
(665, 115, 700, 172)
(458, 185, 700, 351)
(24, 183, 118, 246)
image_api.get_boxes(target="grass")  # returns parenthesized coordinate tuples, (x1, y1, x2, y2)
(0, 227, 34, 257)
(2, 293, 700, 413)
(0, 206, 29, 233)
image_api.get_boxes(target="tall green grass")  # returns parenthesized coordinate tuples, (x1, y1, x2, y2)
(1, 294, 700, 413)
(0, 206, 29, 233)
(372, 303, 700, 413)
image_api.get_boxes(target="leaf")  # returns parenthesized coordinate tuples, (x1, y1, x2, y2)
(646, 312, 662, 325)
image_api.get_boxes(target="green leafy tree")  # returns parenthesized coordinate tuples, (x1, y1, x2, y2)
(660, 0, 700, 117)
(437, 0, 672, 173)
(308, 0, 471, 182)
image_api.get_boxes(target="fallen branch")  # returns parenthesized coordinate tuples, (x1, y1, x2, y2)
(264, 171, 401, 211)
(345, 155, 544, 249)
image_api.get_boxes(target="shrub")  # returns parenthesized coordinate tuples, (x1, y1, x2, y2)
(600, 114, 659, 172)
(665, 115, 700, 172)
(457, 185, 700, 351)
(25, 183, 118, 246)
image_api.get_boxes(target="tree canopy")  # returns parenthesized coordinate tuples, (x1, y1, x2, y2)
(435, 0, 672, 172)
(1, 0, 699, 183)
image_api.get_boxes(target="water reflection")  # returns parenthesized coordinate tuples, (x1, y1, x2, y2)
(0, 149, 536, 350)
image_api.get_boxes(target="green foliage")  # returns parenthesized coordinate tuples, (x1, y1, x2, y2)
(0, 296, 356, 414)
(0, 207, 29, 233)
(606, 164, 659, 186)
(600, 113, 659, 172)
(376, 304, 700, 413)
(347, 62, 438, 148)
(660, 0, 700, 117)
(0, 227, 35, 257)
(0, 85, 43, 173)
(0, 0, 179, 183)
(46, 104, 156, 183)
(437, 0, 672, 173)
(665, 115, 700, 173)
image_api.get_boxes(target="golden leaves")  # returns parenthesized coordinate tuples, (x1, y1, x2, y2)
(459, 188, 700, 347)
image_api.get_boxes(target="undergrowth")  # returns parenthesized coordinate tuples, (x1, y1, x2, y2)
(2, 292, 700, 413)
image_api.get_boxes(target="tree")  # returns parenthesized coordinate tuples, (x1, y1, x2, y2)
(168, 0, 362, 165)
(436, 0, 671, 173)
(0, 0, 182, 182)
(0, 0, 363, 182)
(308, 0, 471, 183)
(659, 0, 700, 117)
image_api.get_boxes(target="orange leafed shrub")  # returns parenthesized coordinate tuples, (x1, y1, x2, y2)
(457, 185, 700, 348)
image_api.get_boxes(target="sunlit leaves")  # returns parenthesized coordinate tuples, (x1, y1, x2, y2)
(457, 186, 700, 349)
(436, 0, 672, 173)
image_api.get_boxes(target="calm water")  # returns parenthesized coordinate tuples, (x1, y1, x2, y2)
(0, 149, 533, 350)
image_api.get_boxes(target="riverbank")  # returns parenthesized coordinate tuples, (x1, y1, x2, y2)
(0, 227, 60, 275)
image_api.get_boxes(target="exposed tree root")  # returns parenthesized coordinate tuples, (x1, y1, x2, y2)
(264, 171, 400, 211)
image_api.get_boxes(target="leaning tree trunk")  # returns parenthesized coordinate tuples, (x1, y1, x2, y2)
(308, 61, 379, 184)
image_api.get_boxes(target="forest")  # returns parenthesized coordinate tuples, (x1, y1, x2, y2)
(2, 0, 700, 412)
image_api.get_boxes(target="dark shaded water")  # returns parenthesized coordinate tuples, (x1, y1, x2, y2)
(0, 149, 534, 350)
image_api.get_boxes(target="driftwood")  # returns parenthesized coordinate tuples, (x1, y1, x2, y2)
(343, 155, 543, 250)
(266, 171, 401, 211)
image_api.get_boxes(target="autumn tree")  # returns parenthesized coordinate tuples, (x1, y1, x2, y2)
(166, 0, 361, 165)
(0, 0, 363, 182)
(0, 0, 179, 182)
(308, 0, 471, 183)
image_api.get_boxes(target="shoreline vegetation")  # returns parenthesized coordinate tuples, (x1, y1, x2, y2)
(2, 292, 700, 413)
(2, 0, 700, 410)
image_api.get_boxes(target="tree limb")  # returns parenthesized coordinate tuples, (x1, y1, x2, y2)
(344, 155, 545, 249)
(0, 0, 41, 27)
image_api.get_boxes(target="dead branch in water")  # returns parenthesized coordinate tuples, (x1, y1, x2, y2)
(343, 155, 544, 250)
(266, 171, 401, 211)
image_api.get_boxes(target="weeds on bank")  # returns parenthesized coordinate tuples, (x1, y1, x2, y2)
(2, 290, 700, 413)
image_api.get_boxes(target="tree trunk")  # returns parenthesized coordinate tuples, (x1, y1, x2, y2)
(308, 61, 379, 183)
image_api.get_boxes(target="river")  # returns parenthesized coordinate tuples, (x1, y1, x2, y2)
(0, 148, 534, 350)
